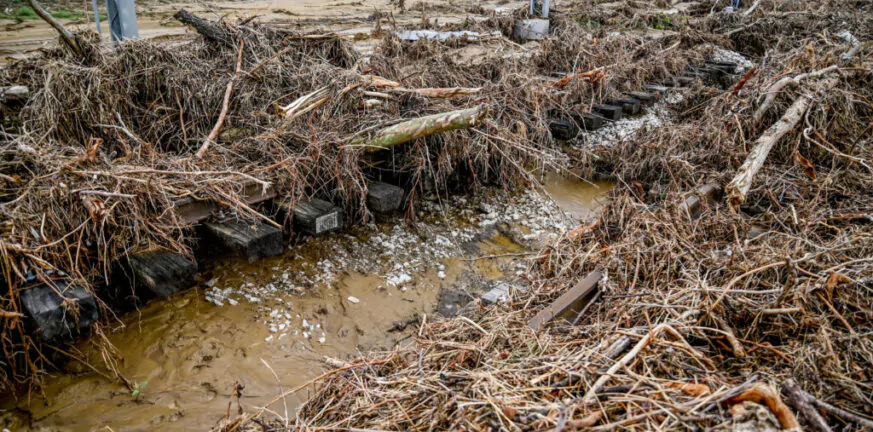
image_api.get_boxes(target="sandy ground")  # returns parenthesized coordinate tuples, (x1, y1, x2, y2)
(0, 0, 527, 60)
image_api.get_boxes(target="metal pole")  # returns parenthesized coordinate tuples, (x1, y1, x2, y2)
(91, 0, 101, 35)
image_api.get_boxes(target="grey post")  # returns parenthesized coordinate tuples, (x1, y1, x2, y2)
(529, 0, 549, 18)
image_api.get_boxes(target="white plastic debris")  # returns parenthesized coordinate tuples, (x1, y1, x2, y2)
(347, 296, 360, 304)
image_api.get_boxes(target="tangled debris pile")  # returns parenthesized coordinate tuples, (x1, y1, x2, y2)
(0, 0, 708, 391)
(223, 2, 873, 431)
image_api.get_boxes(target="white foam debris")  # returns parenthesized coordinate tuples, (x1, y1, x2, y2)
(386, 272, 413, 287)
(347, 296, 361, 304)
(712, 47, 755, 71)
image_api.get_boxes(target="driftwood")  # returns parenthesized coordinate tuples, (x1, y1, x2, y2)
(195, 41, 245, 159)
(174, 9, 232, 46)
(725, 383, 800, 430)
(278, 86, 331, 124)
(583, 318, 704, 403)
(781, 378, 873, 430)
(727, 86, 819, 208)
(781, 379, 832, 432)
(26, 0, 81, 57)
(0, 86, 29, 103)
(393, 87, 483, 98)
(752, 65, 838, 123)
(349, 105, 487, 152)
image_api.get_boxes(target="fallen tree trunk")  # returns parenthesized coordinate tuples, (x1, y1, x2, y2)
(174, 9, 232, 46)
(727, 92, 812, 208)
(350, 105, 487, 152)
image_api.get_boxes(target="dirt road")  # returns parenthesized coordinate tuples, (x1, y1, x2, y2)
(0, 0, 521, 60)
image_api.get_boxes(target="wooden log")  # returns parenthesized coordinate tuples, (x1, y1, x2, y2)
(528, 270, 602, 331)
(752, 66, 838, 123)
(288, 199, 343, 235)
(126, 250, 198, 297)
(678, 183, 721, 216)
(781, 379, 832, 432)
(173, 9, 232, 46)
(350, 105, 486, 152)
(625, 91, 656, 106)
(172, 183, 276, 224)
(203, 220, 284, 261)
(549, 118, 578, 140)
(0, 86, 29, 103)
(392, 87, 482, 98)
(676, 75, 697, 86)
(606, 98, 640, 115)
(726, 88, 823, 208)
(591, 104, 623, 121)
(577, 113, 605, 131)
(367, 181, 405, 213)
(643, 84, 670, 94)
(20, 281, 99, 340)
(26, 0, 81, 57)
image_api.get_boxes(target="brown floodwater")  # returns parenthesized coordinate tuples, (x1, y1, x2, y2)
(541, 172, 614, 221)
(0, 178, 611, 431)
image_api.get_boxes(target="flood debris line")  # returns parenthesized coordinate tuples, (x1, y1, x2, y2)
(0, 0, 719, 388)
(216, 1, 873, 431)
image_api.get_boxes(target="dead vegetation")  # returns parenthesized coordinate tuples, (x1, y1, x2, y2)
(213, 2, 873, 431)
(0, 0, 871, 430)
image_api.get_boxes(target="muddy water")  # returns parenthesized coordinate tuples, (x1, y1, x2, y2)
(541, 172, 614, 221)
(0, 179, 610, 431)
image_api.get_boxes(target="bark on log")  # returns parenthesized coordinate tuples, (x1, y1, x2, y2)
(752, 66, 838, 123)
(27, 0, 81, 57)
(174, 9, 232, 46)
(781, 379, 832, 432)
(727, 94, 812, 208)
(0, 86, 29, 103)
(350, 105, 487, 152)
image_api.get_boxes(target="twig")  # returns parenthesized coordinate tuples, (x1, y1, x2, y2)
(195, 40, 245, 159)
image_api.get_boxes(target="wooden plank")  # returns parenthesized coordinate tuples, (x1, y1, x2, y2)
(126, 250, 198, 297)
(288, 198, 343, 235)
(678, 183, 720, 216)
(203, 220, 284, 261)
(528, 270, 602, 331)
(20, 281, 100, 340)
(592, 104, 623, 121)
(367, 181, 405, 213)
(172, 183, 276, 224)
